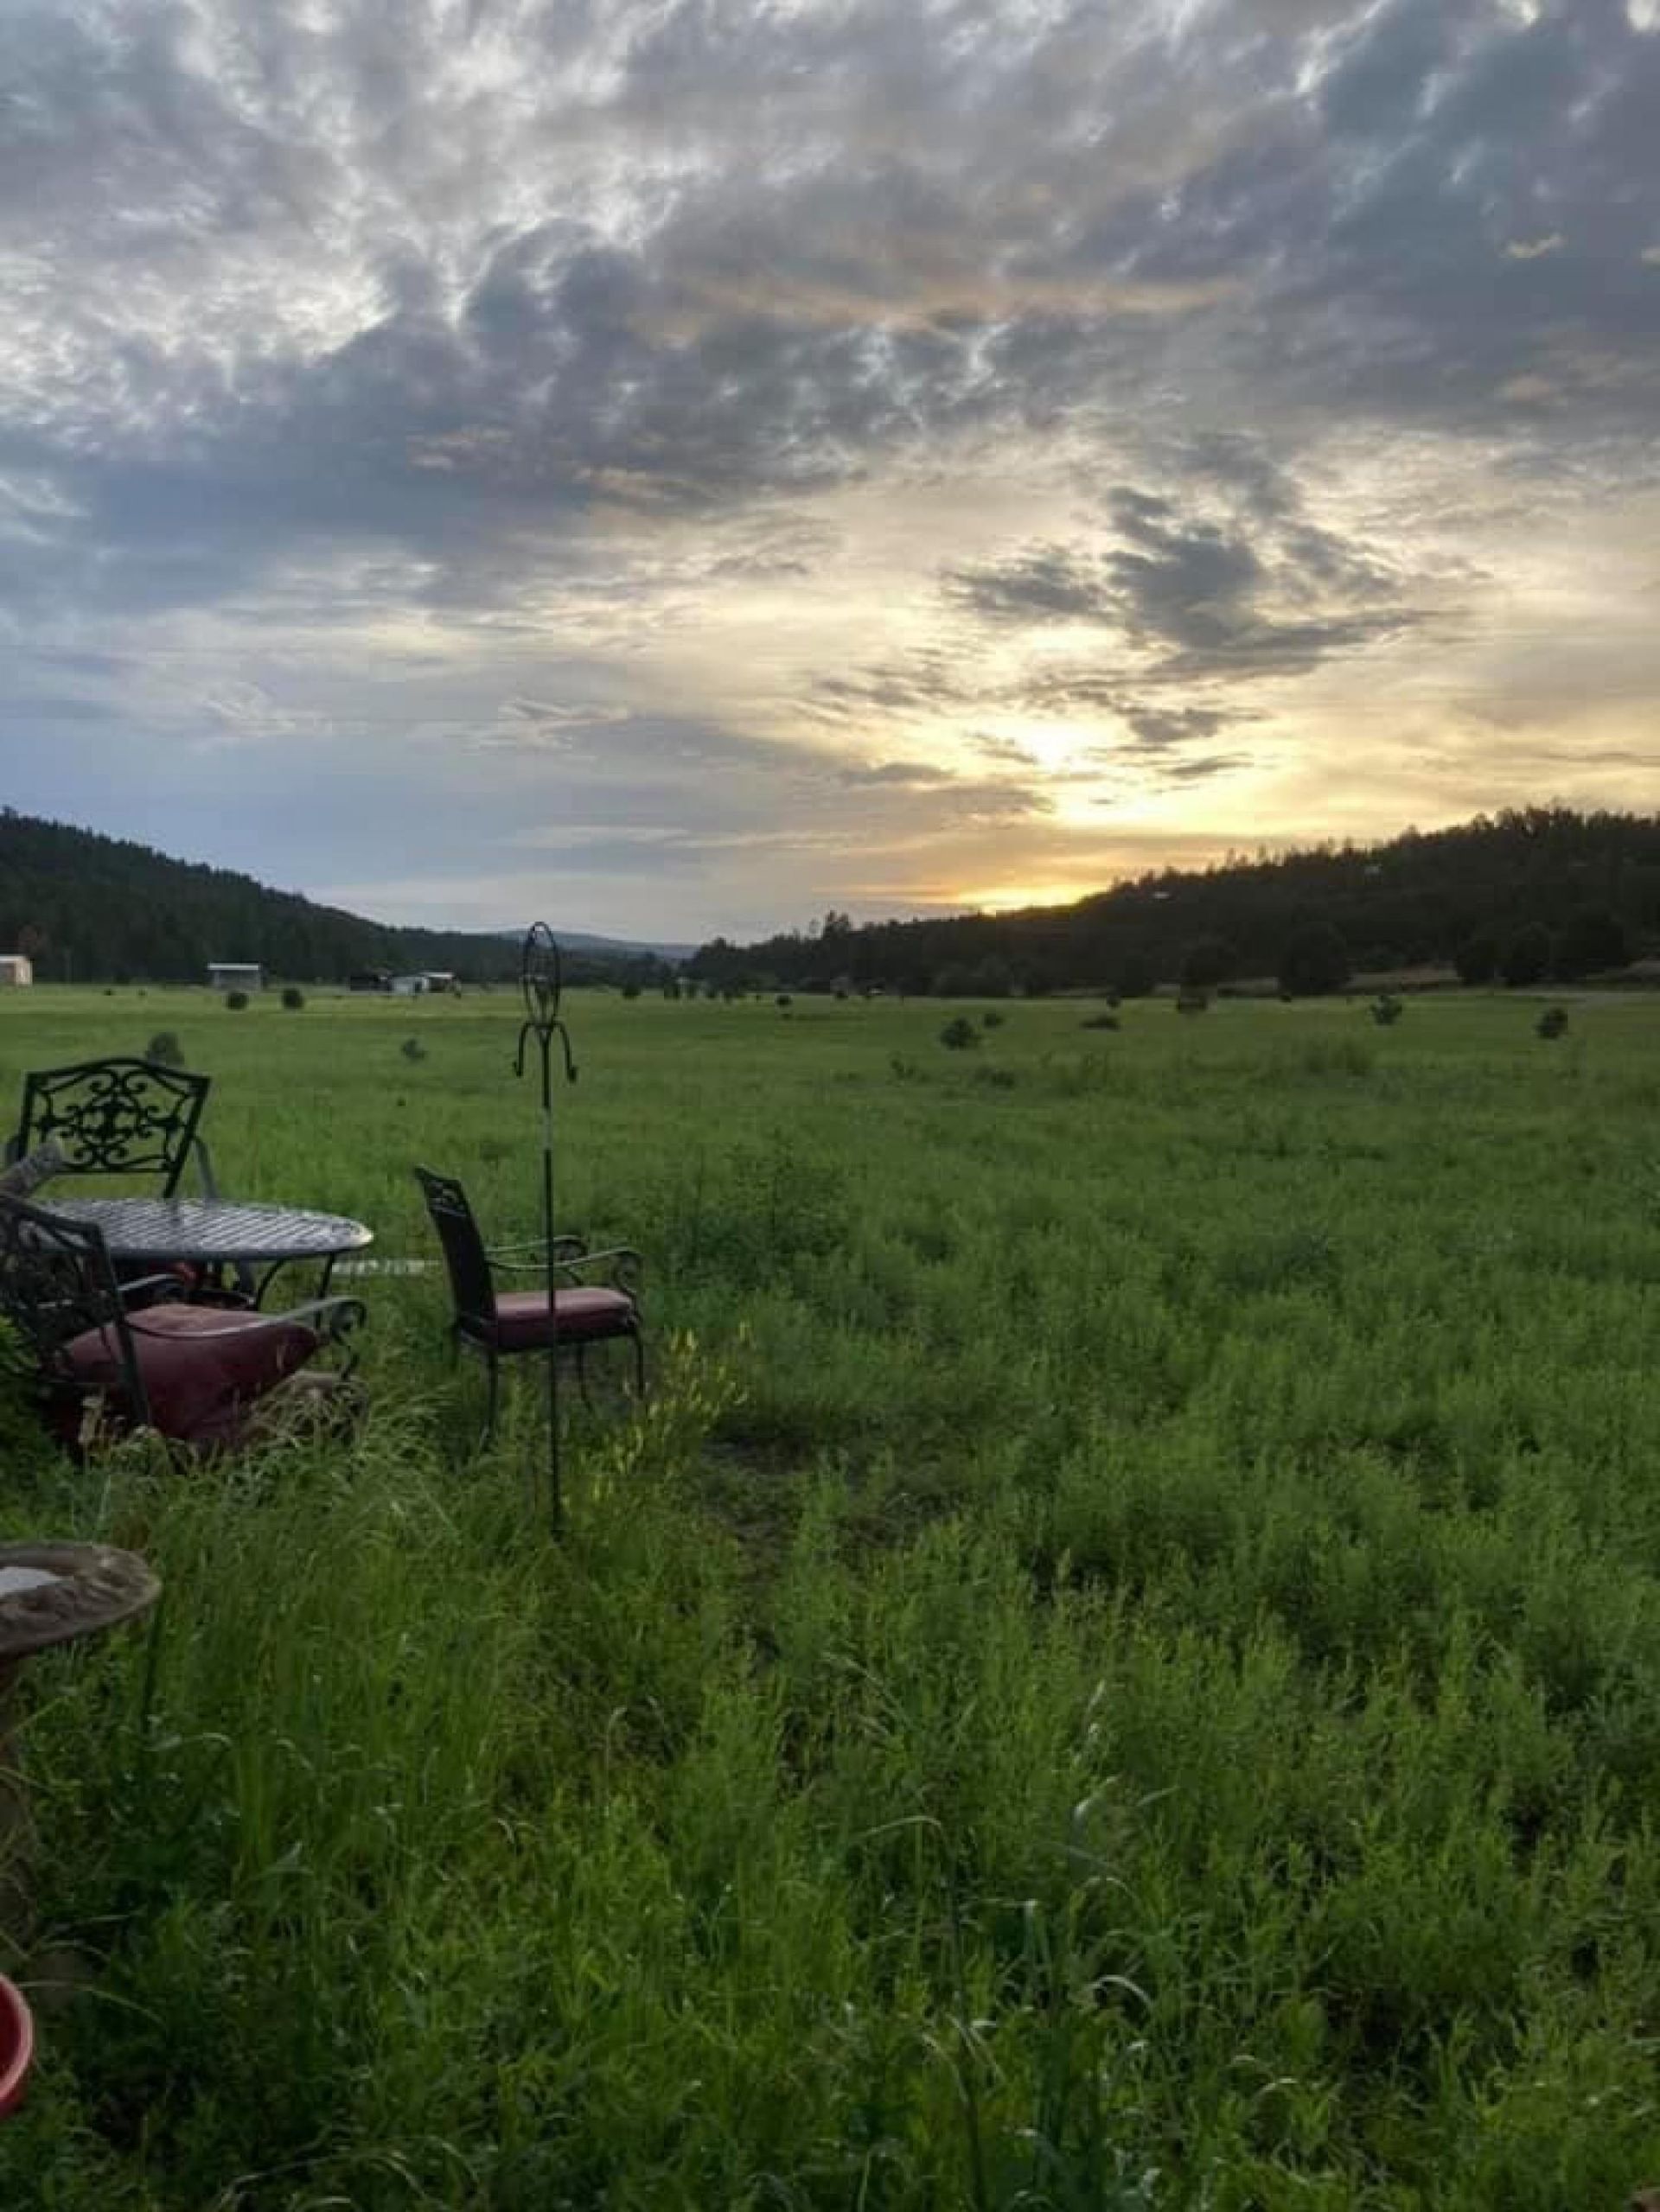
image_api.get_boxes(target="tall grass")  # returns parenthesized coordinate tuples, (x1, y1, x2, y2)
(2, 985, 1659, 2206)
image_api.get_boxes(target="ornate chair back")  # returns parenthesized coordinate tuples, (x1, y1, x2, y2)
(413, 1167, 498, 1342)
(12, 1059, 214, 1196)
(0, 1195, 146, 1429)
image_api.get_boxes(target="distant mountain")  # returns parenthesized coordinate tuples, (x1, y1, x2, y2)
(495, 927, 698, 963)
(0, 810, 681, 986)
(686, 807, 1660, 998)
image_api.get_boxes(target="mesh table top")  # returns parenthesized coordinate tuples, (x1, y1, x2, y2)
(40, 1195, 374, 1265)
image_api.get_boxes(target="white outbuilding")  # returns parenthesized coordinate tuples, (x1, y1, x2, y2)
(0, 955, 33, 988)
(208, 962, 263, 991)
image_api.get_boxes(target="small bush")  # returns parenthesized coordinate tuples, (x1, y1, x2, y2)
(225, 990, 249, 1011)
(400, 1036, 428, 1062)
(1080, 1011, 1120, 1031)
(974, 1064, 1017, 1088)
(1370, 992, 1403, 1027)
(1536, 1005, 1569, 1041)
(776, 993, 793, 1009)
(940, 1016, 980, 1051)
(145, 1030, 185, 1068)
(281, 985, 305, 1010)
(981, 1008, 1005, 1030)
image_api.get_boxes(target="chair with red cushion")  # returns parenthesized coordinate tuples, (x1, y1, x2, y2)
(414, 1166, 644, 1442)
(0, 1194, 366, 1457)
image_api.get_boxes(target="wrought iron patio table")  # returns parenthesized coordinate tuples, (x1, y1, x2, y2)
(38, 1196, 374, 1305)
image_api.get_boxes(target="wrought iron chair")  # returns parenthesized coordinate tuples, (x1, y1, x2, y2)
(413, 1166, 645, 1442)
(6, 1056, 252, 1300)
(8, 1057, 220, 1196)
(0, 1195, 367, 1458)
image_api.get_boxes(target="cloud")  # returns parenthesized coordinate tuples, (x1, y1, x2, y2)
(838, 760, 956, 787)
(0, 0, 1656, 937)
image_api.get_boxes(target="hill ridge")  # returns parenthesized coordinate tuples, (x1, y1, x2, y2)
(0, 808, 678, 985)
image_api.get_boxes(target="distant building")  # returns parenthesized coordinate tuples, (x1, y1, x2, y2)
(208, 962, 263, 991)
(389, 973, 428, 996)
(348, 970, 392, 993)
(421, 971, 458, 994)
(0, 955, 33, 988)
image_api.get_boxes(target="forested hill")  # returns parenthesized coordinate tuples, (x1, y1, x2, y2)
(687, 808, 1660, 998)
(0, 811, 673, 986)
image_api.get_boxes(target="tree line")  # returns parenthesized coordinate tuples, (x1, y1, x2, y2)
(0, 811, 674, 989)
(684, 809, 1660, 998)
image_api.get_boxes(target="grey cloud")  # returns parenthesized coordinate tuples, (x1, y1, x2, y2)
(943, 546, 1114, 624)
(0, 0, 1656, 941)
(838, 761, 956, 787)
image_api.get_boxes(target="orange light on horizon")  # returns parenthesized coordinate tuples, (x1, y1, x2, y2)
(949, 881, 1093, 915)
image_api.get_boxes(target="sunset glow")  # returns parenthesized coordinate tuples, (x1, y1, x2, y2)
(2, 0, 1656, 940)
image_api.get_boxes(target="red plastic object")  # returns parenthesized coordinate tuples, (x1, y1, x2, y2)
(0, 1973, 34, 2117)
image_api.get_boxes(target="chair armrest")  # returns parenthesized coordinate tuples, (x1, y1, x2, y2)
(488, 1241, 642, 1296)
(487, 1236, 590, 1265)
(553, 1245, 643, 1297)
(126, 1296, 368, 1344)
(117, 1273, 190, 1308)
(266, 1295, 369, 1347)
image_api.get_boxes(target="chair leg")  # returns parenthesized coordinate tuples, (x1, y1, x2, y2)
(482, 1355, 501, 1446)
(573, 1343, 594, 1412)
(631, 1327, 646, 1398)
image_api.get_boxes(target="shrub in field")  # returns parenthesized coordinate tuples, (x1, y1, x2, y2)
(776, 993, 792, 1009)
(1370, 992, 1404, 1026)
(400, 1036, 427, 1062)
(981, 1008, 1005, 1030)
(224, 989, 249, 1010)
(281, 985, 305, 1010)
(940, 1015, 980, 1050)
(1299, 1035, 1376, 1077)
(1536, 1004, 1569, 1040)
(1080, 1010, 1120, 1030)
(145, 1030, 185, 1067)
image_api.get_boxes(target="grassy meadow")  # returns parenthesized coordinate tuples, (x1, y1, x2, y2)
(3, 979, 1659, 2209)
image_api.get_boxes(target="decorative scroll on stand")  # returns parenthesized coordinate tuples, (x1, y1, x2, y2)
(514, 924, 578, 1535)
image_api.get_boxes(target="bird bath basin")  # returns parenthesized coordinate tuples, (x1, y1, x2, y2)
(0, 1542, 160, 1671)
(0, 1539, 161, 2087)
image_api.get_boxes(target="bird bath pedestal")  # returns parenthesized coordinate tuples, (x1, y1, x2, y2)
(0, 1540, 161, 2053)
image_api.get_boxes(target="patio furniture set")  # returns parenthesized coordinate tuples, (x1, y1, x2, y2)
(0, 1055, 647, 1459)
(0, 1053, 648, 2113)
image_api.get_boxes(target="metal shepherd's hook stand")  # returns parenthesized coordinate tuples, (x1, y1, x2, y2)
(514, 924, 578, 1534)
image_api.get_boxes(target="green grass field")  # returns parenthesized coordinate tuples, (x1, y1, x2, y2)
(3, 982, 1659, 2209)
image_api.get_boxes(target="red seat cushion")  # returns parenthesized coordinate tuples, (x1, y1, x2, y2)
(62, 1304, 320, 1448)
(491, 1286, 635, 1353)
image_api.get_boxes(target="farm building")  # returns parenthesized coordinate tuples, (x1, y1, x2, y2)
(422, 971, 458, 994)
(208, 962, 263, 991)
(389, 974, 429, 996)
(0, 954, 33, 987)
(348, 970, 392, 993)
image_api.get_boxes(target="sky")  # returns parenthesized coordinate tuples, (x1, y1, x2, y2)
(3, 0, 1658, 945)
